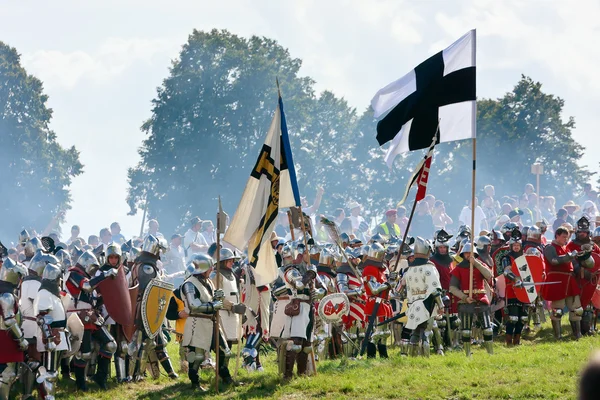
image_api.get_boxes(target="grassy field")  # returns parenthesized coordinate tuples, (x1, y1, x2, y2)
(54, 322, 600, 400)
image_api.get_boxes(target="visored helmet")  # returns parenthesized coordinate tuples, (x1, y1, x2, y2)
(55, 249, 72, 272)
(527, 225, 542, 242)
(42, 263, 62, 283)
(142, 235, 167, 256)
(24, 237, 44, 259)
(319, 248, 334, 266)
(476, 236, 491, 252)
(367, 242, 385, 261)
(77, 251, 100, 275)
(413, 237, 432, 256)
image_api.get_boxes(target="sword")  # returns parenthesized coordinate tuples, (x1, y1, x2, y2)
(517, 281, 561, 287)
(360, 297, 381, 356)
(376, 312, 407, 326)
(339, 329, 361, 351)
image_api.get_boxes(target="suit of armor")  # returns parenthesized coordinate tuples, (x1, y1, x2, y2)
(362, 259, 393, 359)
(501, 248, 528, 346)
(240, 264, 270, 371)
(567, 237, 600, 336)
(181, 274, 228, 390)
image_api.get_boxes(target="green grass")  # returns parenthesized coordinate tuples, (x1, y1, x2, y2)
(55, 322, 600, 399)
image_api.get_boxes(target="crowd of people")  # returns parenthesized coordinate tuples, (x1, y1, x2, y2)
(0, 181, 598, 398)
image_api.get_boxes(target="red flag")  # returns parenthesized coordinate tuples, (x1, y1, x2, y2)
(415, 154, 432, 202)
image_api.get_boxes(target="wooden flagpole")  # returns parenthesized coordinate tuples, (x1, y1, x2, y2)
(298, 205, 317, 376)
(468, 31, 477, 299)
(214, 196, 223, 392)
(392, 199, 417, 273)
(139, 194, 148, 238)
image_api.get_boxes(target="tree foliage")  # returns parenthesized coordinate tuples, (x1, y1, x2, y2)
(129, 29, 591, 234)
(0, 42, 82, 240)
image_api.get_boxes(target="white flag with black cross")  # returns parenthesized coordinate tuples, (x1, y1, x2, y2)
(372, 30, 476, 167)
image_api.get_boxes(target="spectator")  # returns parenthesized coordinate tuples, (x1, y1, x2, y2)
(147, 219, 164, 239)
(518, 195, 534, 226)
(493, 214, 510, 231)
(396, 206, 409, 235)
(110, 222, 126, 244)
(200, 220, 216, 244)
(482, 197, 498, 229)
(184, 217, 209, 259)
(347, 201, 366, 232)
(562, 201, 578, 225)
(376, 209, 401, 237)
(411, 201, 434, 239)
(333, 208, 346, 226)
(577, 183, 593, 207)
(162, 233, 186, 286)
(541, 196, 556, 223)
(524, 183, 535, 196)
(66, 225, 81, 245)
(301, 186, 324, 217)
(424, 194, 436, 212)
(552, 208, 569, 233)
(528, 193, 541, 222)
(501, 203, 513, 216)
(99, 228, 112, 250)
(340, 217, 355, 238)
(508, 209, 524, 228)
(458, 197, 487, 234)
(483, 185, 501, 213)
(432, 200, 453, 231)
(49, 232, 60, 244)
(88, 235, 100, 247)
(582, 201, 598, 225)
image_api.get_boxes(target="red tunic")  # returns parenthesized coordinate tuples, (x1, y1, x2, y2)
(430, 258, 453, 291)
(362, 263, 393, 320)
(542, 242, 580, 301)
(337, 265, 366, 329)
(451, 264, 490, 305)
(0, 295, 25, 363)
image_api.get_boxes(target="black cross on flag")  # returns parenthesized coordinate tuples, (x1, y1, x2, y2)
(372, 30, 476, 168)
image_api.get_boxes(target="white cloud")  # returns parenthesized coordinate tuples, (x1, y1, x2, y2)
(22, 37, 176, 89)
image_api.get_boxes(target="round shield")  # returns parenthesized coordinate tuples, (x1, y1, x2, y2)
(63, 313, 84, 358)
(318, 293, 350, 323)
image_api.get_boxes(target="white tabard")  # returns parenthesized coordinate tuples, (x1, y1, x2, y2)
(34, 289, 69, 352)
(182, 276, 214, 351)
(404, 261, 442, 330)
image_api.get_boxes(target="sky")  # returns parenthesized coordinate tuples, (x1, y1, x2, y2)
(1, 0, 599, 240)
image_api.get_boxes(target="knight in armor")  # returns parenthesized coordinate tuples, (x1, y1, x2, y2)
(403, 237, 445, 357)
(501, 232, 529, 346)
(180, 253, 227, 391)
(523, 225, 544, 253)
(449, 243, 494, 356)
(270, 244, 296, 370)
(0, 257, 29, 400)
(315, 248, 342, 359)
(65, 250, 118, 391)
(129, 235, 178, 381)
(99, 243, 129, 383)
(210, 248, 245, 384)
(335, 248, 365, 358)
(361, 242, 394, 359)
(240, 257, 271, 372)
(566, 217, 600, 336)
(430, 230, 457, 351)
(33, 263, 68, 399)
(20, 250, 59, 399)
(542, 226, 583, 340)
(280, 249, 324, 380)
(476, 236, 493, 267)
(490, 230, 506, 256)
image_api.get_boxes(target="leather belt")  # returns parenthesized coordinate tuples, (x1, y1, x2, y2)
(462, 289, 487, 294)
(24, 316, 37, 322)
(189, 314, 213, 320)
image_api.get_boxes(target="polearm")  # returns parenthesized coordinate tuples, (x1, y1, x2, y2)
(139, 194, 148, 238)
(298, 205, 317, 376)
(213, 196, 223, 393)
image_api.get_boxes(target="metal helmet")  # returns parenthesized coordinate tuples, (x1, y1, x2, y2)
(105, 243, 122, 264)
(142, 235, 167, 256)
(476, 236, 491, 252)
(77, 251, 100, 275)
(219, 248, 239, 262)
(434, 229, 453, 249)
(42, 263, 62, 282)
(0, 257, 28, 286)
(413, 237, 432, 256)
(457, 225, 471, 238)
(527, 225, 542, 242)
(24, 237, 44, 259)
(521, 226, 530, 239)
(367, 242, 385, 260)
(55, 249, 72, 272)
(18, 229, 31, 246)
(501, 222, 519, 238)
(459, 243, 478, 258)
(508, 230, 523, 245)
(319, 249, 334, 266)
(29, 252, 60, 276)
(525, 247, 541, 256)
(188, 253, 214, 275)
(577, 216, 591, 234)
(339, 232, 350, 245)
(370, 233, 386, 245)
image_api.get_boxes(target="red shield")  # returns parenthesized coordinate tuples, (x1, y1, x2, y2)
(512, 255, 545, 304)
(96, 266, 133, 326)
(583, 253, 600, 308)
(121, 284, 139, 342)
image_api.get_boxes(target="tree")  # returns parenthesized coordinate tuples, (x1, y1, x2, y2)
(0, 42, 83, 241)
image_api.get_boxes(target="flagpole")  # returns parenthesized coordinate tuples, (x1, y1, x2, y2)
(468, 30, 477, 299)
(392, 199, 417, 272)
(298, 205, 317, 376)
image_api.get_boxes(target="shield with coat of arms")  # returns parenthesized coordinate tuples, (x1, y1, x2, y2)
(512, 255, 545, 304)
(96, 266, 133, 326)
(141, 279, 174, 339)
(318, 293, 350, 323)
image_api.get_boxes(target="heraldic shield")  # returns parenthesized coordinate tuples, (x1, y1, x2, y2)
(318, 293, 350, 324)
(96, 266, 133, 326)
(141, 279, 174, 339)
(512, 255, 545, 304)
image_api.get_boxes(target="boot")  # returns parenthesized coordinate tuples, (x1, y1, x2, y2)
(160, 358, 179, 379)
(283, 351, 297, 380)
(463, 339, 471, 357)
(74, 366, 88, 392)
(505, 334, 513, 347)
(21, 365, 36, 399)
(581, 318, 591, 336)
(551, 319, 562, 340)
(61, 357, 72, 381)
(377, 343, 389, 359)
(570, 320, 582, 340)
(366, 342, 377, 359)
(400, 339, 409, 357)
(93, 356, 110, 390)
(408, 343, 419, 357)
(512, 334, 521, 346)
(188, 367, 207, 392)
(296, 351, 309, 376)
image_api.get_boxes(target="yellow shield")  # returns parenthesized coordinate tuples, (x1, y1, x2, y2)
(141, 279, 174, 339)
